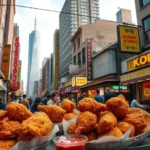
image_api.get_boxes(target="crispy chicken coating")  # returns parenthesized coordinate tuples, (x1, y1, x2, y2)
(0, 110, 7, 120)
(61, 99, 75, 113)
(18, 112, 53, 141)
(0, 121, 20, 140)
(123, 114, 147, 133)
(75, 111, 97, 134)
(78, 97, 107, 113)
(97, 111, 117, 134)
(106, 94, 129, 118)
(0, 140, 16, 149)
(6, 102, 32, 121)
(64, 113, 76, 121)
(38, 105, 66, 123)
(117, 122, 135, 138)
(67, 123, 76, 134)
(72, 109, 79, 115)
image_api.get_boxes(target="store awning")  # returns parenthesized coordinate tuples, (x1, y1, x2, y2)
(80, 75, 119, 89)
(0, 70, 4, 79)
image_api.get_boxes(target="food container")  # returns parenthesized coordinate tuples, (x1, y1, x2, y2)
(53, 135, 88, 150)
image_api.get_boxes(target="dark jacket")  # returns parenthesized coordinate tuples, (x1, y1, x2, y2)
(78, 96, 84, 102)
(104, 92, 113, 103)
(94, 95, 103, 103)
(0, 101, 6, 110)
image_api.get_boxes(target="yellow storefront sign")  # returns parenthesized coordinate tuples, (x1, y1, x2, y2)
(72, 77, 75, 87)
(64, 80, 72, 87)
(120, 67, 150, 82)
(1, 45, 11, 80)
(127, 53, 150, 71)
(118, 25, 141, 53)
(72, 77, 87, 87)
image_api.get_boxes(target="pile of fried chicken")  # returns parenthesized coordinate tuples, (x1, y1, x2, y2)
(67, 95, 150, 141)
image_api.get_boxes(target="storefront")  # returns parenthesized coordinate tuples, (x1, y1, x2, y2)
(0, 79, 7, 102)
(120, 50, 150, 103)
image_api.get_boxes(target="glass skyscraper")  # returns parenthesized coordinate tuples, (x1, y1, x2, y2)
(59, 0, 99, 80)
(26, 19, 40, 98)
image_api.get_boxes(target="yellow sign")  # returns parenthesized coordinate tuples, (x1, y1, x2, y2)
(64, 80, 72, 87)
(120, 67, 150, 82)
(1, 45, 11, 80)
(118, 25, 141, 53)
(127, 53, 150, 71)
(72, 77, 87, 87)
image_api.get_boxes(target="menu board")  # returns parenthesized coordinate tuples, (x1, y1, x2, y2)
(143, 81, 150, 100)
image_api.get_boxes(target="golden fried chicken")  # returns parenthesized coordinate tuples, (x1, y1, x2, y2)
(123, 114, 147, 134)
(38, 105, 66, 123)
(117, 122, 135, 138)
(85, 132, 97, 141)
(75, 111, 97, 134)
(72, 109, 79, 115)
(97, 111, 117, 134)
(98, 127, 123, 138)
(6, 102, 32, 121)
(78, 97, 107, 113)
(61, 99, 75, 113)
(0, 140, 16, 149)
(0, 110, 7, 120)
(67, 123, 76, 134)
(106, 94, 129, 118)
(64, 113, 76, 121)
(18, 112, 53, 141)
(0, 120, 20, 140)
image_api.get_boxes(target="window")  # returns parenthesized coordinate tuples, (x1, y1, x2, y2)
(73, 56, 76, 65)
(143, 16, 150, 42)
(82, 48, 86, 64)
(78, 52, 81, 66)
(140, 0, 150, 7)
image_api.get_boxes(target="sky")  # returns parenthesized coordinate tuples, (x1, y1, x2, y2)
(15, 0, 137, 91)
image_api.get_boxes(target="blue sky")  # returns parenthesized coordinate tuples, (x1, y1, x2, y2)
(15, 0, 137, 91)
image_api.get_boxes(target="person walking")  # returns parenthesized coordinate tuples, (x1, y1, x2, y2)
(19, 94, 30, 109)
(30, 97, 41, 113)
(47, 92, 61, 106)
(0, 96, 6, 110)
(78, 91, 86, 102)
(94, 89, 103, 103)
(104, 87, 113, 103)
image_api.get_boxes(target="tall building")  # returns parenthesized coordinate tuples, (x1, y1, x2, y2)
(53, 29, 59, 90)
(135, 0, 150, 50)
(26, 18, 40, 98)
(59, 0, 99, 83)
(49, 54, 53, 92)
(116, 8, 132, 23)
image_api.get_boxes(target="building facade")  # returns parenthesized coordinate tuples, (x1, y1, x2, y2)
(49, 54, 53, 92)
(26, 20, 40, 98)
(53, 29, 59, 90)
(135, 0, 150, 50)
(59, 0, 100, 83)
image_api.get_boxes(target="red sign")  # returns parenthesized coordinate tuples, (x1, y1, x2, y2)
(143, 81, 150, 87)
(86, 39, 92, 80)
(89, 90, 96, 93)
(11, 37, 20, 90)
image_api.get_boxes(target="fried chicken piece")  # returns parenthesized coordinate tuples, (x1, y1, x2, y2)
(72, 109, 79, 115)
(117, 122, 135, 138)
(6, 102, 32, 121)
(0, 140, 16, 149)
(38, 105, 66, 123)
(64, 113, 76, 121)
(106, 94, 129, 118)
(18, 112, 53, 141)
(67, 123, 76, 134)
(75, 111, 97, 134)
(61, 99, 75, 113)
(98, 127, 123, 138)
(123, 114, 147, 134)
(78, 98, 107, 113)
(85, 132, 97, 141)
(97, 111, 117, 134)
(0, 110, 7, 120)
(0, 120, 21, 140)
(2, 117, 9, 121)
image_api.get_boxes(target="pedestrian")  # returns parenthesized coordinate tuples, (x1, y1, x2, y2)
(67, 92, 76, 104)
(47, 94, 53, 105)
(48, 92, 61, 106)
(0, 96, 6, 110)
(30, 97, 41, 113)
(131, 96, 147, 109)
(28, 97, 33, 106)
(19, 94, 30, 109)
(78, 91, 86, 102)
(94, 89, 103, 103)
(104, 87, 113, 103)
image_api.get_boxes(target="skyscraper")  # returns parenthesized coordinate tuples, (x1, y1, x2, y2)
(26, 18, 40, 98)
(59, 0, 99, 82)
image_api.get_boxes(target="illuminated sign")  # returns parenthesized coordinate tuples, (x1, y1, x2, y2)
(143, 81, 150, 100)
(127, 53, 150, 71)
(86, 39, 92, 80)
(117, 25, 141, 53)
(111, 85, 128, 90)
(64, 80, 72, 87)
(72, 77, 87, 87)
(1, 45, 11, 80)
(11, 37, 20, 91)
